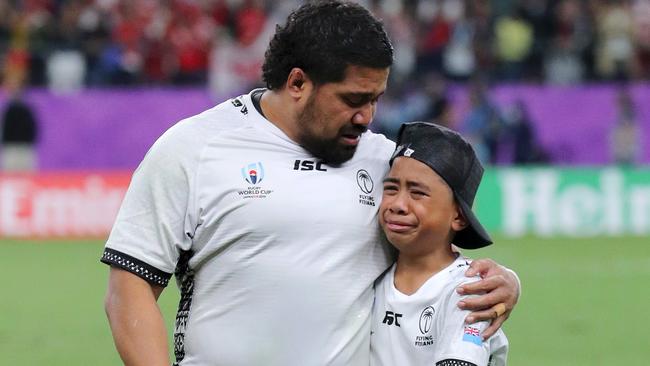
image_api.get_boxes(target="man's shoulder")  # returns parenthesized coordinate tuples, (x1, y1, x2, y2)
(137, 94, 254, 171)
(157, 93, 254, 146)
(177, 94, 251, 132)
(358, 130, 396, 162)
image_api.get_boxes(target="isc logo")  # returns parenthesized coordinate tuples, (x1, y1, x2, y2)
(293, 160, 327, 171)
(382, 311, 402, 327)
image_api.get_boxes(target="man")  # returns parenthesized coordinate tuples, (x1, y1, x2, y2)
(101, 2, 519, 365)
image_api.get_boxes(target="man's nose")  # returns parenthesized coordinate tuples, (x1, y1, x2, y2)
(352, 102, 375, 126)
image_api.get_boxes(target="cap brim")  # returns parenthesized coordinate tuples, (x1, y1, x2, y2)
(453, 195, 493, 249)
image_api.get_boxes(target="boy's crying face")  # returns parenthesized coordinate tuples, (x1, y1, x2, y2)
(379, 157, 467, 255)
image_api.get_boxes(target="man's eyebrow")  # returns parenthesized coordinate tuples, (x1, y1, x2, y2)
(383, 177, 399, 184)
(340, 91, 385, 99)
(344, 92, 374, 97)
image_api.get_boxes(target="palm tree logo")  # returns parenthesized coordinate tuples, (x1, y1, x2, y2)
(356, 169, 373, 194)
(419, 306, 435, 334)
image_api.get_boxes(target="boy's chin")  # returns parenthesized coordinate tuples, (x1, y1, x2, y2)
(383, 233, 411, 251)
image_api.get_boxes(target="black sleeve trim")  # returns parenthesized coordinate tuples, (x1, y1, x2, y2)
(100, 248, 172, 287)
(436, 359, 478, 366)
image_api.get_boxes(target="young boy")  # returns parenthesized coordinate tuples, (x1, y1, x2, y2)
(370, 122, 509, 366)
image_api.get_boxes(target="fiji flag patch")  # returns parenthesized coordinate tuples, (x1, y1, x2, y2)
(462, 326, 482, 345)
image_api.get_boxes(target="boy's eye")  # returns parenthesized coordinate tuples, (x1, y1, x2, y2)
(383, 185, 398, 193)
(410, 190, 427, 197)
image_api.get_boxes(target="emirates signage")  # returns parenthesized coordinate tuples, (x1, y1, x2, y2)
(0, 173, 130, 238)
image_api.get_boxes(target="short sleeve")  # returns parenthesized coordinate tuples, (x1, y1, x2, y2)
(100, 121, 201, 287)
(433, 282, 493, 366)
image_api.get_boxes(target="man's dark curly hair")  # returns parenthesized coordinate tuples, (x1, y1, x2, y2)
(262, 0, 394, 90)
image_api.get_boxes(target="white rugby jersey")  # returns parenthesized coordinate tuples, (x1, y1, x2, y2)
(101, 89, 396, 365)
(370, 256, 508, 366)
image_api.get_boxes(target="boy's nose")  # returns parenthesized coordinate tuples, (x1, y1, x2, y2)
(388, 193, 408, 214)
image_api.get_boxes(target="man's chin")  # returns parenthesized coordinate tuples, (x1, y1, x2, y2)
(322, 145, 357, 166)
(300, 136, 360, 166)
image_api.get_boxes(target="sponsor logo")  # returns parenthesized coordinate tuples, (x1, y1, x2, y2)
(462, 326, 482, 345)
(0, 174, 129, 238)
(230, 97, 248, 115)
(390, 144, 413, 160)
(498, 168, 650, 236)
(357, 169, 376, 206)
(293, 159, 327, 171)
(381, 311, 402, 327)
(238, 162, 273, 199)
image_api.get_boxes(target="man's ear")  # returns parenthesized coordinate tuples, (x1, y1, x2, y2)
(451, 206, 468, 232)
(286, 68, 312, 98)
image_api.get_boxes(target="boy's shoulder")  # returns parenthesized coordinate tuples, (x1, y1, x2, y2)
(446, 256, 477, 284)
(438, 256, 481, 301)
(374, 256, 479, 302)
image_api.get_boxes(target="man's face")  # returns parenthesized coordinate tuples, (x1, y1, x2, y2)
(295, 65, 389, 165)
(379, 157, 462, 256)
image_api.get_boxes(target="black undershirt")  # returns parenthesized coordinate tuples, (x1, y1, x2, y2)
(251, 89, 266, 118)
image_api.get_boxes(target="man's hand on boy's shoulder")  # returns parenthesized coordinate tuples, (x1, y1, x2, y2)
(455, 258, 520, 340)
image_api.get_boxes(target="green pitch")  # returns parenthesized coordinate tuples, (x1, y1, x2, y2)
(1, 236, 648, 365)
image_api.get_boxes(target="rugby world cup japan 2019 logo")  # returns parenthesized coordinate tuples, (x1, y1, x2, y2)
(241, 162, 264, 185)
(239, 162, 273, 199)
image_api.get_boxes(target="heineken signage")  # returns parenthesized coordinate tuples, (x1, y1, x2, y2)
(0, 168, 647, 239)
(475, 168, 650, 237)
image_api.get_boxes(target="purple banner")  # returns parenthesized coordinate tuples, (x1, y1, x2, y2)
(448, 84, 650, 165)
(0, 89, 216, 170)
(0, 85, 648, 170)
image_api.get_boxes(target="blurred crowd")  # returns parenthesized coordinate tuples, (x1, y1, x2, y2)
(0, 0, 646, 168)
(1, 0, 649, 92)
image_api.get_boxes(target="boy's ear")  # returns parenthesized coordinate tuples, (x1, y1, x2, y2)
(451, 206, 468, 232)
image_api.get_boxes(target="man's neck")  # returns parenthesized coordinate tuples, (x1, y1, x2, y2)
(259, 90, 299, 142)
(393, 244, 457, 296)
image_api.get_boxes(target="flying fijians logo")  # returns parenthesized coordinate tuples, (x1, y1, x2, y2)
(239, 162, 273, 199)
(357, 169, 374, 194)
(414, 306, 435, 347)
(419, 306, 435, 334)
(357, 169, 376, 207)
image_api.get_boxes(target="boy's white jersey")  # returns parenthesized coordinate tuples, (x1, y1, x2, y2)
(370, 255, 508, 366)
(102, 90, 396, 365)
